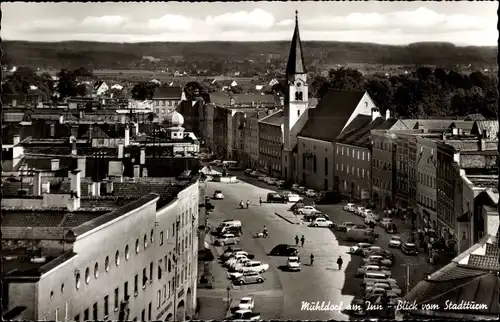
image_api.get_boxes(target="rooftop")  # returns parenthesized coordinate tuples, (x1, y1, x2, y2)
(152, 86, 183, 99)
(258, 109, 284, 127)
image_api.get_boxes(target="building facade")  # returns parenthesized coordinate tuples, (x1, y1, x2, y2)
(371, 130, 397, 210)
(242, 111, 267, 169)
(416, 136, 438, 231)
(436, 142, 459, 243)
(334, 142, 371, 201)
(152, 87, 183, 122)
(258, 113, 284, 177)
(395, 134, 418, 223)
(296, 137, 333, 191)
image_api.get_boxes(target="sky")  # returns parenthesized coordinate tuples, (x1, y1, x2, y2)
(2, 1, 498, 46)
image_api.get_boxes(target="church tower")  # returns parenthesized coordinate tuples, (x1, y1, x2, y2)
(283, 10, 308, 179)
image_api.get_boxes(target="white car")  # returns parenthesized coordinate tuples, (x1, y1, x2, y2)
(266, 177, 277, 185)
(355, 207, 366, 216)
(238, 297, 255, 310)
(287, 194, 301, 202)
(291, 184, 300, 192)
(356, 265, 392, 277)
(364, 209, 375, 218)
(238, 261, 270, 273)
(349, 243, 373, 255)
(363, 255, 392, 267)
(228, 270, 256, 280)
(388, 236, 402, 248)
(310, 218, 334, 228)
(249, 171, 260, 177)
(344, 203, 356, 212)
(258, 176, 267, 181)
(364, 216, 377, 225)
(298, 206, 319, 216)
(276, 180, 285, 186)
(286, 256, 301, 271)
(365, 283, 402, 296)
(232, 258, 253, 271)
(305, 189, 317, 197)
(225, 254, 249, 267)
(213, 190, 224, 199)
(380, 218, 393, 228)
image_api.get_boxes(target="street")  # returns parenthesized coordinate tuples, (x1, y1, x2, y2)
(200, 180, 354, 320)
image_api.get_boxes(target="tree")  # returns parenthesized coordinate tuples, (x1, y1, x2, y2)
(130, 82, 158, 100)
(76, 84, 88, 97)
(73, 66, 94, 78)
(310, 75, 329, 99)
(229, 85, 244, 94)
(184, 81, 201, 100)
(57, 69, 78, 98)
(365, 76, 393, 113)
(328, 67, 365, 91)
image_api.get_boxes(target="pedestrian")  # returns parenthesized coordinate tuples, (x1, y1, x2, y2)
(310, 253, 315, 266)
(337, 256, 343, 270)
(246, 200, 250, 209)
(259, 197, 263, 206)
(295, 235, 299, 247)
(300, 235, 305, 247)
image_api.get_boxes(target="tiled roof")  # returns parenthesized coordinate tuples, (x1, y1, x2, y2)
(467, 254, 499, 270)
(473, 120, 499, 140)
(60, 213, 104, 227)
(231, 94, 278, 105)
(25, 147, 72, 155)
(485, 243, 499, 257)
(432, 263, 487, 281)
(259, 110, 284, 126)
(400, 119, 455, 131)
(153, 86, 183, 99)
(298, 90, 366, 142)
(336, 114, 372, 144)
(449, 121, 475, 132)
(82, 125, 110, 139)
(70, 194, 159, 237)
(2, 212, 66, 227)
(113, 182, 181, 208)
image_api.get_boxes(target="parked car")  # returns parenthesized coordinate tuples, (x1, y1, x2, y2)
(214, 234, 240, 246)
(349, 299, 367, 316)
(355, 207, 366, 216)
(221, 248, 244, 260)
(258, 176, 267, 181)
(225, 254, 249, 267)
(364, 210, 378, 220)
(388, 236, 402, 248)
(345, 228, 376, 243)
(401, 242, 419, 255)
(364, 216, 377, 225)
(249, 170, 260, 177)
(310, 218, 334, 228)
(363, 255, 393, 267)
(303, 212, 328, 222)
(276, 180, 285, 187)
(270, 244, 299, 256)
(364, 249, 395, 261)
(362, 246, 382, 256)
(237, 297, 255, 310)
(386, 223, 398, 234)
(223, 251, 254, 262)
(265, 177, 277, 185)
(228, 270, 255, 280)
(287, 193, 301, 203)
(234, 272, 265, 285)
(356, 265, 392, 277)
(245, 169, 253, 175)
(337, 222, 355, 232)
(286, 256, 301, 271)
(291, 184, 300, 192)
(213, 190, 224, 199)
(380, 218, 393, 228)
(238, 261, 270, 273)
(230, 309, 261, 321)
(364, 288, 398, 300)
(365, 283, 402, 296)
(349, 243, 373, 255)
(231, 258, 253, 271)
(297, 186, 307, 194)
(344, 203, 356, 212)
(267, 192, 287, 203)
(305, 189, 317, 197)
(298, 206, 319, 216)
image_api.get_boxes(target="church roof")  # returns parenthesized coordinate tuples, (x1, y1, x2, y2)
(286, 10, 307, 78)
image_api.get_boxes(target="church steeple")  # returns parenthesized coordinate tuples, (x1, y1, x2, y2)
(286, 10, 307, 79)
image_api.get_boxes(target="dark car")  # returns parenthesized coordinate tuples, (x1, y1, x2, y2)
(270, 244, 299, 256)
(367, 249, 395, 261)
(267, 192, 287, 203)
(401, 242, 419, 255)
(303, 212, 328, 222)
(290, 202, 305, 211)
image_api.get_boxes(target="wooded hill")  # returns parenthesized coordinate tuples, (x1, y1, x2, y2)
(2, 40, 497, 71)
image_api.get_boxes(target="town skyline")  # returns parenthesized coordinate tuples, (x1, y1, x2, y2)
(2, 1, 498, 46)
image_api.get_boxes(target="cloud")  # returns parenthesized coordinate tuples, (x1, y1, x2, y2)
(205, 9, 275, 31)
(18, 18, 78, 32)
(81, 15, 128, 28)
(148, 14, 193, 32)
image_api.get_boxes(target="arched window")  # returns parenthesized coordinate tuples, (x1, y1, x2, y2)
(313, 155, 317, 172)
(324, 157, 328, 175)
(298, 92, 303, 101)
(295, 92, 300, 101)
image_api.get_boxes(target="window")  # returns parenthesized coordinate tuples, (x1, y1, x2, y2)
(313, 155, 317, 172)
(55, 307, 59, 322)
(143, 268, 148, 288)
(297, 109, 300, 117)
(148, 302, 152, 320)
(92, 302, 97, 321)
(168, 259, 172, 273)
(135, 239, 140, 253)
(158, 260, 163, 280)
(125, 245, 130, 260)
(85, 267, 90, 284)
(74, 314, 80, 322)
(163, 285, 167, 303)
(151, 229, 154, 244)
(134, 274, 138, 295)
(124, 281, 129, 299)
(75, 272, 81, 290)
(104, 296, 109, 318)
(105, 256, 110, 272)
(114, 288, 119, 311)
(94, 262, 99, 279)
(61, 283, 65, 294)
(149, 262, 153, 281)
(115, 251, 120, 266)
(160, 232, 164, 246)
(84, 309, 89, 321)
(357, 151, 360, 159)
(324, 157, 328, 175)
(336, 163, 338, 171)
(144, 234, 148, 248)
(141, 310, 145, 322)
(157, 290, 161, 308)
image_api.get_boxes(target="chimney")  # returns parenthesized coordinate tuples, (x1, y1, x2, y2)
(140, 148, 146, 165)
(371, 108, 381, 122)
(68, 170, 81, 211)
(71, 141, 77, 156)
(51, 159, 60, 171)
(91, 182, 101, 197)
(118, 144, 124, 159)
(59, 115, 64, 124)
(13, 135, 20, 146)
(385, 109, 391, 120)
(134, 123, 139, 136)
(133, 165, 141, 178)
(124, 125, 130, 147)
(32, 171, 42, 196)
(77, 157, 86, 177)
(106, 180, 114, 194)
(442, 132, 446, 141)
